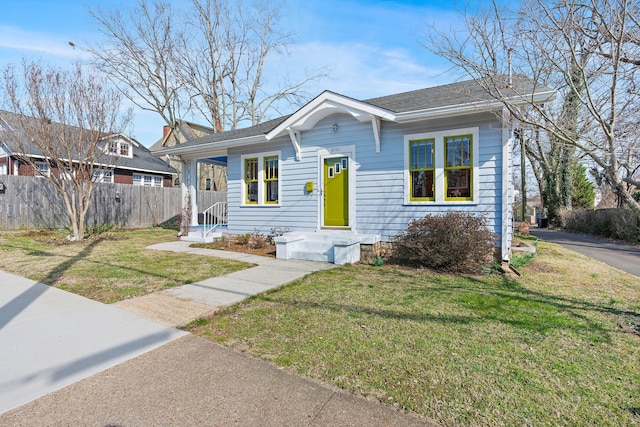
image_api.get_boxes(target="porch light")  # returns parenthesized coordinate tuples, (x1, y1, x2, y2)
(115, 191, 121, 202)
(332, 123, 339, 132)
(0, 180, 5, 193)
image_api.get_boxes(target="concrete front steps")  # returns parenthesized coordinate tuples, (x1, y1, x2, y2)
(274, 231, 380, 265)
(180, 225, 227, 244)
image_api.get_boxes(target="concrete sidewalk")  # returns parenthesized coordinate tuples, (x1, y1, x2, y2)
(0, 270, 186, 414)
(1, 241, 438, 425)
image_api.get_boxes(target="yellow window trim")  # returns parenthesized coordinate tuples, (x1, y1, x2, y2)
(444, 134, 473, 201)
(263, 155, 278, 204)
(409, 138, 435, 202)
(244, 157, 258, 205)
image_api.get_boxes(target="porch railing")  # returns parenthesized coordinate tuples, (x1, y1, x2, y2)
(202, 202, 227, 237)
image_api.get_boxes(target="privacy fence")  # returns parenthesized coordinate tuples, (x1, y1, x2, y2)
(0, 175, 226, 230)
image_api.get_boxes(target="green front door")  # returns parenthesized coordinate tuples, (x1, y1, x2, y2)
(323, 157, 349, 227)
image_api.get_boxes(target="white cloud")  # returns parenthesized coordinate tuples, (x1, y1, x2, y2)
(266, 40, 453, 101)
(0, 25, 89, 64)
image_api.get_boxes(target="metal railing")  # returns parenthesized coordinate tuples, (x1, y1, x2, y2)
(202, 202, 227, 237)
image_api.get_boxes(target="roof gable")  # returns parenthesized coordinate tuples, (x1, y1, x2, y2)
(0, 110, 175, 175)
(154, 75, 555, 157)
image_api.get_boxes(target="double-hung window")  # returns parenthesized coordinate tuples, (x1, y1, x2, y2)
(241, 151, 281, 206)
(445, 135, 472, 200)
(409, 139, 435, 201)
(34, 161, 50, 178)
(133, 173, 163, 187)
(264, 156, 279, 204)
(404, 127, 478, 204)
(92, 169, 113, 183)
(244, 158, 259, 204)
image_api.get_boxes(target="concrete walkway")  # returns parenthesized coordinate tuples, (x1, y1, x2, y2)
(116, 240, 336, 327)
(0, 241, 438, 425)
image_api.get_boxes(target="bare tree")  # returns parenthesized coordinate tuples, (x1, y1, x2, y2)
(426, 0, 640, 216)
(86, 0, 323, 132)
(87, 1, 183, 127)
(1, 61, 132, 240)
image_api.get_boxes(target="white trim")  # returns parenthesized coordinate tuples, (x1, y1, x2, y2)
(133, 172, 164, 187)
(287, 128, 301, 161)
(403, 127, 479, 205)
(395, 92, 556, 123)
(240, 150, 282, 207)
(268, 91, 395, 138)
(501, 109, 513, 261)
(34, 161, 50, 178)
(92, 168, 114, 184)
(370, 115, 381, 153)
(317, 145, 356, 231)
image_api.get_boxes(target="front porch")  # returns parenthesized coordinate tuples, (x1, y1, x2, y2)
(274, 230, 380, 265)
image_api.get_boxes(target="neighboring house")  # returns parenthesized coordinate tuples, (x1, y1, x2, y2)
(0, 111, 175, 187)
(155, 76, 555, 264)
(150, 120, 227, 191)
(514, 203, 538, 224)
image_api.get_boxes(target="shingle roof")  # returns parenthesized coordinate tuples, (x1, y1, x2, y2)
(362, 75, 548, 112)
(0, 110, 175, 174)
(156, 75, 554, 152)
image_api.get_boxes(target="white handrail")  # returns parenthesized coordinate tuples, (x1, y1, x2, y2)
(202, 202, 227, 237)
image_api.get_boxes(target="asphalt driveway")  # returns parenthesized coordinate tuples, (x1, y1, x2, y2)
(529, 228, 640, 278)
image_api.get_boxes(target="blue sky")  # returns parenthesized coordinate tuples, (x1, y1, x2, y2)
(0, 0, 470, 146)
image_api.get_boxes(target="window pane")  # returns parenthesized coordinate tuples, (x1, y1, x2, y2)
(264, 156, 278, 203)
(154, 176, 162, 187)
(144, 175, 152, 186)
(247, 182, 258, 202)
(409, 139, 434, 200)
(133, 174, 142, 185)
(265, 180, 278, 203)
(411, 170, 434, 199)
(446, 136, 471, 167)
(264, 157, 278, 180)
(446, 169, 471, 198)
(245, 158, 258, 181)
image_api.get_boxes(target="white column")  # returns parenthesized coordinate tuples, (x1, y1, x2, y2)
(181, 158, 199, 226)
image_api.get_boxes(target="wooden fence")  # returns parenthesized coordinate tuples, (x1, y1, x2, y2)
(0, 175, 226, 230)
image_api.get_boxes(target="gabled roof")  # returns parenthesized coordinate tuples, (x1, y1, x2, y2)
(149, 120, 217, 153)
(154, 75, 555, 158)
(0, 110, 175, 175)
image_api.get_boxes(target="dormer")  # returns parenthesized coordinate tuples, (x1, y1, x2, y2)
(102, 135, 134, 158)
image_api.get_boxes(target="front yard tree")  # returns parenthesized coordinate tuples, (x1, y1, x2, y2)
(426, 0, 640, 217)
(1, 62, 132, 240)
(87, 0, 321, 132)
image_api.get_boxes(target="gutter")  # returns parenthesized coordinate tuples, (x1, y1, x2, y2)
(395, 91, 556, 123)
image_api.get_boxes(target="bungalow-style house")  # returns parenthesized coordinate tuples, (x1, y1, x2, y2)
(155, 76, 555, 264)
(0, 111, 175, 187)
(150, 120, 227, 191)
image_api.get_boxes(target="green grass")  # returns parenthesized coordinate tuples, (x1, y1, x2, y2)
(187, 241, 640, 426)
(0, 228, 251, 303)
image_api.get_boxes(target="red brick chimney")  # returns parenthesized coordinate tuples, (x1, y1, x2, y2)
(163, 125, 170, 138)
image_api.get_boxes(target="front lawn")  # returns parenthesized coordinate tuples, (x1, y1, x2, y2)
(0, 228, 251, 303)
(187, 241, 640, 426)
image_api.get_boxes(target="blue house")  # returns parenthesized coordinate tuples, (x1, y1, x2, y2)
(156, 76, 554, 264)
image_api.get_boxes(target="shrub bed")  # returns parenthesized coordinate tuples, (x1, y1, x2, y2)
(392, 211, 496, 273)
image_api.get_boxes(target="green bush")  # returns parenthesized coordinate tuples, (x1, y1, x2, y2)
(392, 211, 497, 273)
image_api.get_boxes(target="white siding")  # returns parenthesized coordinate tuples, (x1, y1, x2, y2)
(227, 111, 506, 242)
